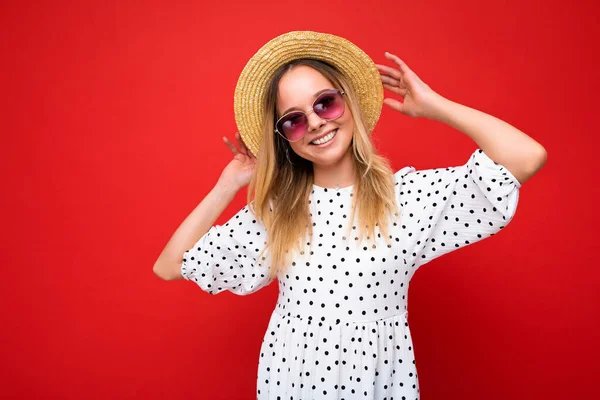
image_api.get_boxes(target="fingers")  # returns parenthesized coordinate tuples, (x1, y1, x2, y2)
(375, 63, 403, 81)
(236, 132, 250, 156)
(224, 132, 257, 159)
(222, 135, 239, 155)
(384, 52, 410, 73)
(376, 53, 411, 87)
(379, 65, 408, 98)
(383, 98, 404, 113)
(383, 83, 409, 97)
(380, 74, 402, 87)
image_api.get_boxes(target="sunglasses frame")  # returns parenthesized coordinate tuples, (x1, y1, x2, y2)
(274, 89, 346, 142)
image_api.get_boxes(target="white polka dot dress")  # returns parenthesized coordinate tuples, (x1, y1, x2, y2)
(181, 149, 521, 399)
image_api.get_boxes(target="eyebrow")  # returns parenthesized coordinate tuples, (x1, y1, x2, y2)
(280, 88, 333, 117)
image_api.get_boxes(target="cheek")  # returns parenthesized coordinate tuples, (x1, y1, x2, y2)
(340, 113, 354, 135)
(340, 109, 353, 126)
(290, 142, 304, 155)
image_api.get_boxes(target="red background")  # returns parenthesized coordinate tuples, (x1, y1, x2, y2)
(2, 0, 598, 399)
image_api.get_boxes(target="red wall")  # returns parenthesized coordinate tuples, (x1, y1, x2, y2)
(2, 0, 598, 399)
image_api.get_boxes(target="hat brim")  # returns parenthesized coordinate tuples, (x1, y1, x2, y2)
(234, 31, 383, 158)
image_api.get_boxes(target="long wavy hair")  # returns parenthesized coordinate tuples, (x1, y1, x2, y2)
(246, 59, 401, 280)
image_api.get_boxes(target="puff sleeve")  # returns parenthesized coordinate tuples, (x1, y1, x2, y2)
(396, 149, 521, 277)
(180, 202, 275, 295)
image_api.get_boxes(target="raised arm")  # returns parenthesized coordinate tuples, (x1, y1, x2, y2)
(376, 51, 547, 182)
(153, 131, 255, 281)
(153, 181, 238, 281)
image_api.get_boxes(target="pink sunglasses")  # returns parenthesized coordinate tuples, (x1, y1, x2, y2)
(274, 89, 346, 142)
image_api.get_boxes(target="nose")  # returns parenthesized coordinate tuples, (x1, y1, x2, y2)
(306, 109, 326, 133)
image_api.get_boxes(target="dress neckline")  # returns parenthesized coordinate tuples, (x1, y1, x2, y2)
(312, 183, 354, 194)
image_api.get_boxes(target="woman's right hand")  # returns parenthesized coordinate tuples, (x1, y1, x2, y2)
(217, 132, 257, 192)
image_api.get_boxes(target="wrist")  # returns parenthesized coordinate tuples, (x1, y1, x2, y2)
(425, 92, 454, 122)
(214, 179, 240, 197)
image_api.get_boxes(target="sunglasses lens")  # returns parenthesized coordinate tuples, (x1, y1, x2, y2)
(278, 112, 307, 141)
(276, 90, 345, 141)
(314, 91, 345, 120)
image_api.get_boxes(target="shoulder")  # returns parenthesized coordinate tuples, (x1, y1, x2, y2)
(393, 165, 417, 185)
(392, 161, 459, 196)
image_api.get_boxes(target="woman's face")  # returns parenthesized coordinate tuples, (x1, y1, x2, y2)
(276, 66, 354, 166)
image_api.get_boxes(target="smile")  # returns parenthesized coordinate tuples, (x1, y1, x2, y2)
(311, 129, 338, 146)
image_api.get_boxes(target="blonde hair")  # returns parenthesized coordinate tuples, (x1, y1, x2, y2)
(246, 59, 400, 280)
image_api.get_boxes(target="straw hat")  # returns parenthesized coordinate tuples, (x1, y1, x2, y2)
(233, 30, 383, 158)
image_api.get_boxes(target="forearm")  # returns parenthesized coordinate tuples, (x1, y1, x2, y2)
(153, 179, 239, 280)
(428, 94, 547, 185)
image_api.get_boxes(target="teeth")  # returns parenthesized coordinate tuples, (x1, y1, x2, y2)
(311, 130, 337, 145)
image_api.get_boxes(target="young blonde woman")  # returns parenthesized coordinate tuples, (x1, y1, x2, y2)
(154, 31, 547, 399)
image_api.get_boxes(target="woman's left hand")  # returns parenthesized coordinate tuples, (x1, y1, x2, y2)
(375, 52, 443, 119)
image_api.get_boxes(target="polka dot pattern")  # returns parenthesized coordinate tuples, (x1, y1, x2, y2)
(181, 148, 521, 399)
(181, 204, 274, 295)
